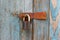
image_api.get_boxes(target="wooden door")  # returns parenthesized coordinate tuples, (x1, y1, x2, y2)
(0, 0, 49, 40)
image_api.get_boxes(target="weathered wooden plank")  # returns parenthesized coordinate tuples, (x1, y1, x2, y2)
(0, 0, 20, 40)
(50, 0, 60, 40)
(34, 0, 49, 40)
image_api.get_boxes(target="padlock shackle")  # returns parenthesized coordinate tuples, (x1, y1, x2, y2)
(23, 14, 30, 22)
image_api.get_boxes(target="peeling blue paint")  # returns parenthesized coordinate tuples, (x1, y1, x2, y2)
(50, 0, 60, 20)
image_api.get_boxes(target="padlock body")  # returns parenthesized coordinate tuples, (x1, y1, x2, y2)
(23, 21, 30, 30)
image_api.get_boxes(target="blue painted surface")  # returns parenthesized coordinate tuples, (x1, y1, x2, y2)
(0, 0, 20, 40)
(0, 0, 60, 40)
(0, 0, 32, 40)
(50, 0, 60, 40)
(50, 0, 60, 20)
(0, 0, 49, 40)
(50, 22, 60, 40)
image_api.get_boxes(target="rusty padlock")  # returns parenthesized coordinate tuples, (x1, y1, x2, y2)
(22, 14, 31, 31)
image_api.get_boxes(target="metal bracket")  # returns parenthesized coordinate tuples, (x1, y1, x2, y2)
(17, 12, 47, 20)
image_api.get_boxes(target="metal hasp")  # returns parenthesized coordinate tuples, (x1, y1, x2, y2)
(17, 11, 47, 31)
(18, 12, 46, 20)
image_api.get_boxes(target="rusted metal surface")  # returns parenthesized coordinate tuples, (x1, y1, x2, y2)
(17, 12, 46, 20)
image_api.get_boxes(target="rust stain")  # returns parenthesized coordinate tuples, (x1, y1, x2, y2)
(18, 12, 46, 20)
